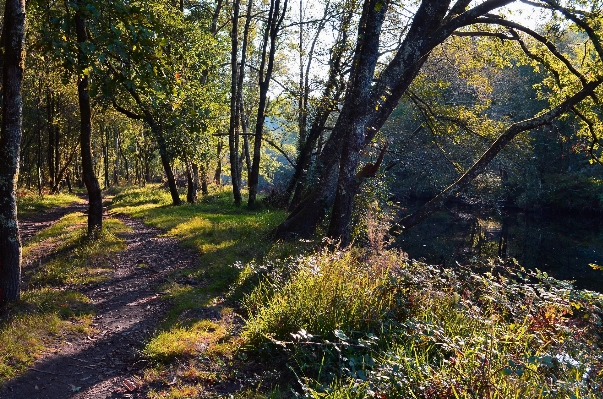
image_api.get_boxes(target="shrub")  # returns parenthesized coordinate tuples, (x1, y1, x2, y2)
(241, 247, 603, 398)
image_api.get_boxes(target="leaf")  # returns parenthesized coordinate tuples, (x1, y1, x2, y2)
(334, 329, 349, 341)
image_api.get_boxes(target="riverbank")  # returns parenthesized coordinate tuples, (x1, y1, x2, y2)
(2, 186, 601, 398)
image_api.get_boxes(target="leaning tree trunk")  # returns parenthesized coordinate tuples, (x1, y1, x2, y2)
(75, 0, 102, 236)
(0, 0, 26, 305)
(390, 80, 603, 235)
(274, 0, 384, 239)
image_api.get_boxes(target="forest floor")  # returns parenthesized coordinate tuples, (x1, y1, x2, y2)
(0, 198, 210, 399)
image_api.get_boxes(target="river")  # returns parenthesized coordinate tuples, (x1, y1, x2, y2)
(394, 204, 603, 293)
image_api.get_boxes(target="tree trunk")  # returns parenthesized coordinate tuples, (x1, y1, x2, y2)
(102, 123, 110, 189)
(248, 0, 288, 207)
(46, 89, 55, 188)
(214, 139, 223, 185)
(228, 0, 242, 205)
(75, 0, 103, 237)
(186, 160, 198, 203)
(275, 0, 386, 238)
(390, 79, 603, 235)
(0, 0, 26, 305)
(277, 0, 512, 240)
(153, 123, 181, 205)
(200, 163, 209, 195)
(113, 128, 119, 185)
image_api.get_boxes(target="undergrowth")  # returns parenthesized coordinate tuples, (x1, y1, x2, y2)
(241, 248, 603, 398)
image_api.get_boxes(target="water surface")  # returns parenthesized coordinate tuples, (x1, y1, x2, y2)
(394, 205, 603, 293)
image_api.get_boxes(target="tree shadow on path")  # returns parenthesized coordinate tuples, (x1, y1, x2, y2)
(1, 216, 201, 399)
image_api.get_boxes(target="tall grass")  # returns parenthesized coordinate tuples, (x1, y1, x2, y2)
(241, 248, 603, 398)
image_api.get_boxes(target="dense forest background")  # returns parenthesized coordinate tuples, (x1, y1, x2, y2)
(11, 0, 603, 221)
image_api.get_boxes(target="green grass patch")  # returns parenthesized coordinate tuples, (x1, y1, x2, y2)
(111, 185, 289, 296)
(17, 190, 84, 218)
(0, 289, 94, 384)
(24, 213, 130, 287)
(242, 249, 404, 345)
(0, 211, 130, 385)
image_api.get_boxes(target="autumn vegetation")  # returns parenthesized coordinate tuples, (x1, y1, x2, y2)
(1, 0, 603, 397)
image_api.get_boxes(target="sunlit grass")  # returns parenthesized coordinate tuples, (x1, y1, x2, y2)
(17, 190, 84, 218)
(0, 289, 94, 385)
(110, 184, 287, 291)
(109, 184, 298, 396)
(144, 317, 229, 361)
(24, 213, 130, 287)
(241, 247, 603, 398)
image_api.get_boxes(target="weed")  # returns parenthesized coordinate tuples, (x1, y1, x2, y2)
(241, 248, 603, 398)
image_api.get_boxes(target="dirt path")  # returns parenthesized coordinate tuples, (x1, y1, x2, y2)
(1, 208, 200, 399)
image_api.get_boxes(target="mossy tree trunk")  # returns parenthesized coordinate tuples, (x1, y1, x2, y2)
(0, 0, 26, 305)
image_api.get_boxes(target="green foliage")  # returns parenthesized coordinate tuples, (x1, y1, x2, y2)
(539, 174, 603, 213)
(241, 247, 603, 398)
(243, 249, 404, 346)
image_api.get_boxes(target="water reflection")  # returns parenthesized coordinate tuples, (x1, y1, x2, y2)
(394, 205, 603, 293)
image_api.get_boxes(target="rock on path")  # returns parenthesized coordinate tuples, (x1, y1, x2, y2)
(1, 215, 200, 399)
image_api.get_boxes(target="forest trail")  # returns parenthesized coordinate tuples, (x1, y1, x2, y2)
(1, 203, 201, 399)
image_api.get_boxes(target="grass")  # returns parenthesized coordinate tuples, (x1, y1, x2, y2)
(17, 189, 84, 218)
(108, 184, 300, 397)
(24, 212, 130, 287)
(0, 206, 129, 385)
(13, 184, 597, 398)
(241, 248, 603, 398)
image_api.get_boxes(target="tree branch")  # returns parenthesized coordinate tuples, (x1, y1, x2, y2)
(390, 78, 603, 235)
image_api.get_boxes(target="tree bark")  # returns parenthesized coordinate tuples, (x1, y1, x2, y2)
(186, 160, 198, 203)
(276, 0, 520, 240)
(46, 89, 55, 188)
(228, 0, 242, 205)
(75, 0, 103, 237)
(0, 0, 26, 305)
(284, 3, 352, 209)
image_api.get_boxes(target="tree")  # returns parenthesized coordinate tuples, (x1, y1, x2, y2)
(247, 0, 288, 207)
(75, 0, 103, 236)
(275, 0, 603, 245)
(0, 0, 26, 305)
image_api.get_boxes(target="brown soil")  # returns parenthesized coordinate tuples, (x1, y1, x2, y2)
(1, 203, 201, 399)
